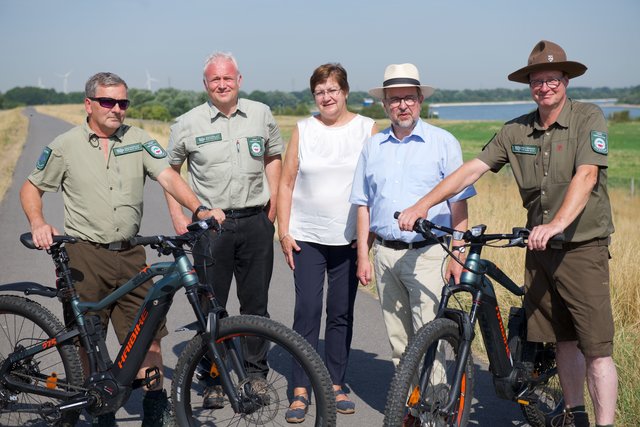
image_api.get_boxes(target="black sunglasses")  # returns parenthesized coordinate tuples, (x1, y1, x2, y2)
(89, 97, 130, 110)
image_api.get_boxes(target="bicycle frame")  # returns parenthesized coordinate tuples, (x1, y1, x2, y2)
(0, 226, 251, 416)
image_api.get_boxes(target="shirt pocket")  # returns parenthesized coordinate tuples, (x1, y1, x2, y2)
(550, 137, 575, 184)
(239, 135, 266, 174)
(194, 138, 231, 166)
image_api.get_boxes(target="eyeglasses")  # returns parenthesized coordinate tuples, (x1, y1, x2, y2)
(385, 95, 419, 108)
(529, 78, 563, 89)
(313, 88, 341, 98)
(89, 97, 131, 110)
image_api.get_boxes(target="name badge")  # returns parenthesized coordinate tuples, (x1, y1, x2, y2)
(511, 145, 539, 155)
(114, 143, 143, 156)
(196, 133, 222, 145)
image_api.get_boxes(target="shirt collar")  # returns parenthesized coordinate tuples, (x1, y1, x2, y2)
(208, 98, 247, 122)
(379, 119, 427, 145)
(532, 98, 571, 132)
(83, 120, 128, 143)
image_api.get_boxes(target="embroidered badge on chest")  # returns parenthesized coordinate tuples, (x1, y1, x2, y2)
(590, 131, 608, 155)
(247, 137, 265, 157)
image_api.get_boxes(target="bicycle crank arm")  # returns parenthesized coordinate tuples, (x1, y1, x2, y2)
(40, 394, 96, 417)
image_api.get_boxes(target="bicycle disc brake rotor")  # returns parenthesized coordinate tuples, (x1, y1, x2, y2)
(237, 375, 278, 423)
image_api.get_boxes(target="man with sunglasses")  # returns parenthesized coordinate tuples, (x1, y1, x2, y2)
(398, 41, 618, 427)
(20, 72, 222, 426)
(350, 63, 475, 388)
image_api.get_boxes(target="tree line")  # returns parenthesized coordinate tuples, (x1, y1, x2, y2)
(1, 85, 639, 121)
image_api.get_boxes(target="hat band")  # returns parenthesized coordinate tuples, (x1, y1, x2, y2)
(383, 77, 421, 87)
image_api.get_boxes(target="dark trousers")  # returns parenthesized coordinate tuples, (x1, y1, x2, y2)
(291, 241, 358, 387)
(193, 211, 275, 376)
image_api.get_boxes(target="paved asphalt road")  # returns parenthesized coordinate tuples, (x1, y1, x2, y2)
(0, 108, 529, 425)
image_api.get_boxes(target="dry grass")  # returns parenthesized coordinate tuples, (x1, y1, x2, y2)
(0, 108, 29, 203)
(471, 172, 640, 425)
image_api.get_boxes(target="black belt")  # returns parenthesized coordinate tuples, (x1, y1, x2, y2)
(223, 206, 264, 219)
(375, 235, 446, 250)
(82, 239, 132, 251)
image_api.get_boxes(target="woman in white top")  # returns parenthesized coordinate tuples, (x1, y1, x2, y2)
(277, 63, 378, 423)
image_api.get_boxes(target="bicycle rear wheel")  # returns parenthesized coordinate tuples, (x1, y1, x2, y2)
(384, 318, 474, 427)
(172, 314, 336, 426)
(0, 295, 84, 426)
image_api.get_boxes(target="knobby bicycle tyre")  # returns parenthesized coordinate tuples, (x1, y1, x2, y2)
(384, 318, 474, 427)
(0, 295, 84, 427)
(172, 314, 336, 426)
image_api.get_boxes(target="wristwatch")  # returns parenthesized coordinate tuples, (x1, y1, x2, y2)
(194, 205, 210, 217)
(452, 245, 466, 254)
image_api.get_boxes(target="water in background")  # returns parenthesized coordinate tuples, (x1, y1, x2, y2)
(429, 99, 640, 121)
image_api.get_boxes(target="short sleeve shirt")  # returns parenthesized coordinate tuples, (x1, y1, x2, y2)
(167, 99, 284, 209)
(350, 119, 476, 242)
(27, 122, 170, 243)
(477, 99, 613, 242)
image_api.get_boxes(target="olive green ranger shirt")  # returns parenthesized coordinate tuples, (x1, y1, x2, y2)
(167, 99, 283, 210)
(477, 99, 614, 243)
(27, 121, 170, 243)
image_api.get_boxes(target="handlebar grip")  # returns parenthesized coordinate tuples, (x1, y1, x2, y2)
(394, 211, 401, 219)
(186, 217, 220, 232)
(129, 236, 163, 247)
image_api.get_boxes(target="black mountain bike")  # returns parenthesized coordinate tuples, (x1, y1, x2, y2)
(384, 216, 563, 427)
(0, 217, 336, 426)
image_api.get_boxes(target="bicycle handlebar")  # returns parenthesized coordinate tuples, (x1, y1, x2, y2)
(129, 217, 220, 250)
(393, 211, 564, 246)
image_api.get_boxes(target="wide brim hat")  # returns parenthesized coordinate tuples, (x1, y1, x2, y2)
(368, 63, 435, 99)
(508, 40, 587, 84)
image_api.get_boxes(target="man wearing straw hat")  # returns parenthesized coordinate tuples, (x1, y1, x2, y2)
(399, 41, 617, 427)
(350, 63, 476, 370)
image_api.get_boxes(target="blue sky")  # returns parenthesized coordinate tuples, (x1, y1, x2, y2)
(1, 0, 638, 94)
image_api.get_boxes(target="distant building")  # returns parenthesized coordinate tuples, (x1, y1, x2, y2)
(363, 98, 374, 107)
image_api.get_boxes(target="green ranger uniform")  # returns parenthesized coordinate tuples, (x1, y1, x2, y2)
(28, 122, 169, 243)
(167, 98, 283, 209)
(477, 99, 614, 242)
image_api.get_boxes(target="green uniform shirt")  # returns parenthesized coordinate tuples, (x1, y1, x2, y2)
(28, 122, 170, 243)
(477, 99, 613, 242)
(167, 99, 283, 209)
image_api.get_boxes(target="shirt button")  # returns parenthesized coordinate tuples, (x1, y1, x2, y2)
(113, 208, 116, 211)
(543, 210, 549, 215)
(115, 227, 119, 232)
(544, 152, 549, 156)
(541, 190, 545, 195)
(544, 172, 548, 176)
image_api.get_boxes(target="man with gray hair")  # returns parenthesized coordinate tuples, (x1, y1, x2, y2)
(164, 52, 283, 409)
(20, 71, 215, 426)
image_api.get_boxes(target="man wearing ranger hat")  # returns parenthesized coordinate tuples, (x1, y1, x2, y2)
(400, 40, 617, 427)
(350, 63, 475, 372)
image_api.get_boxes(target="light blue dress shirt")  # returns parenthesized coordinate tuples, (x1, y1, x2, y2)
(350, 119, 476, 242)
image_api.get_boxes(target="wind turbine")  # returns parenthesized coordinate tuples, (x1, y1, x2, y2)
(57, 71, 72, 93)
(145, 70, 159, 91)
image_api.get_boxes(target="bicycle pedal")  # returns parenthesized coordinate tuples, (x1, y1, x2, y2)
(132, 367, 162, 390)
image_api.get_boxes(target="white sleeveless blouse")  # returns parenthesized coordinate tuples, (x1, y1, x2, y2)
(289, 114, 374, 245)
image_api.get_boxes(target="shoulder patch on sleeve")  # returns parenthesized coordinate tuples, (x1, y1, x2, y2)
(590, 131, 608, 155)
(142, 140, 167, 159)
(36, 147, 52, 170)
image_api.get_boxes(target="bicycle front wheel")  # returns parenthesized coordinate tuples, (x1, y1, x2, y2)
(384, 318, 474, 427)
(172, 315, 336, 426)
(0, 295, 84, 427)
